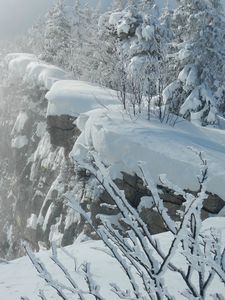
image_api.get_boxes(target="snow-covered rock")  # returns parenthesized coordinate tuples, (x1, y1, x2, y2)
(71, 108, 225, 201)
(11, 135, 28, 149)
(45, 80, 120, 117)
(5, 53, 71, 90)
(11, 111, 29, 135)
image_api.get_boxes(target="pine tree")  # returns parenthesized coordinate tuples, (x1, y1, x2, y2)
(69, 1, 100, 80)
(100, 0, 169, 114)
(164, 0, 225, 125)
(43, 0, 72, 69)
(27, 18, 45, 55)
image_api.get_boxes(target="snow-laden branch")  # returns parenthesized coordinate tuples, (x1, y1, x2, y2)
(26, 149, 225, 300)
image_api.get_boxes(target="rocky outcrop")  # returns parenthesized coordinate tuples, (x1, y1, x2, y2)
(85, 171, 225, 235)
(0, 65, 224, 260)
(47, 115, 80, 154)
(0, 78, 83, 259)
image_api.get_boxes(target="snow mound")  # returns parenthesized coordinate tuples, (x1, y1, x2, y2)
(71, 108, 225, 200)
(4, 53, 71, 90)
(0, 218, 224, 299)
(24, 61, 70, 90)
(45, 80, 120, 117)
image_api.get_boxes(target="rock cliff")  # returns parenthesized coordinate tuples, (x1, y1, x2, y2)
(0, 53, 224, 259)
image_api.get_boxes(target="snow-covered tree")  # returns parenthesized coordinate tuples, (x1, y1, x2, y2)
(163, 0, 225, 126)
(43, 0, 72, 69)
(100, 0, 170, 116)
(27, 18, 45, 55)
(68, 1, 101, 80)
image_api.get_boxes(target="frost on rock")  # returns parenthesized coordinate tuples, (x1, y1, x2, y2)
(45, 80, 120, 117)
(48, 215, 63, 246)
(27, 214, 38, 230)
(11, 135, 28, 149)
(11, 111, 29, 135)
(35, 122, 46, 138)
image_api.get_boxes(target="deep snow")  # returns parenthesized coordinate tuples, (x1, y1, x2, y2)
(72, 107, 225, 201)
(0, 217, 224, 299)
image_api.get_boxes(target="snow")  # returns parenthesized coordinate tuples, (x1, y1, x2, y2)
(108, 10, 136, 36)
(0, 217, 224, 299)
(45, 80, 120, 117)
(71, 107, 225, 200)
(48, 215, 63, 246)
(162, 80, 181, 103)
(30, 132, 64, 176)
(180, 84, 217, 124)
(142, 25, 155, 40)
(137, 196, 154, 212)
(64, 208, 80, 230)
(24, 61, 70, 90)
(11, 111, 28, 135)
(35, 121, 46, 138)
(178, 48, 191, 60)
(27, 214, 38, 230)
(42, 203, 54, 232)
(186, 65, 198, 87)
(180, 86, 202, 115)
(4, 53, 71, 90)
(11, 135, 28, 149)
(5, 53, 37, 77)
(108, 12, 123, 26)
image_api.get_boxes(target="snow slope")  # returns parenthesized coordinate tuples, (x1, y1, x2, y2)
(0, 217, 224, 299)
(71, 107, 225, 200)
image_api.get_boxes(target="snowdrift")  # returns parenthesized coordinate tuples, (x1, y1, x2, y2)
(4, 53, 71, 90)
(72, 108, 225, 201)
(46, 80, 120, 117)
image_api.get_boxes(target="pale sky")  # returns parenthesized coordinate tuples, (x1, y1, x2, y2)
(0, 0, 112, 39)
(0, 0, 224, 40)
(0, 0, 55, 39)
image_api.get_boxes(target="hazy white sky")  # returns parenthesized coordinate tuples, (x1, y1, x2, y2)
(0, 0, 55, 39)
(0, 0, 113, 39)
(0, 0, 224, 40)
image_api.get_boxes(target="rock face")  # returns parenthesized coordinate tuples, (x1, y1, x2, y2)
(0, 77, 83, 259)
(0, 68, 224, 260)
(88, 172, 225, 235)
(47, 115, 80, 154)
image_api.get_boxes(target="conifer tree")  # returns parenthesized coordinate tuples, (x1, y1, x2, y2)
(43, 0, 72, 69)
(101, 0, 169, 113)
(164, 0, 225, 125)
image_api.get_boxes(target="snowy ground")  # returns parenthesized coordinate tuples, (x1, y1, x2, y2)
(2, 53, 225, 299)
(0, 218, 224, 300)
(72, 107, 225, 201)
